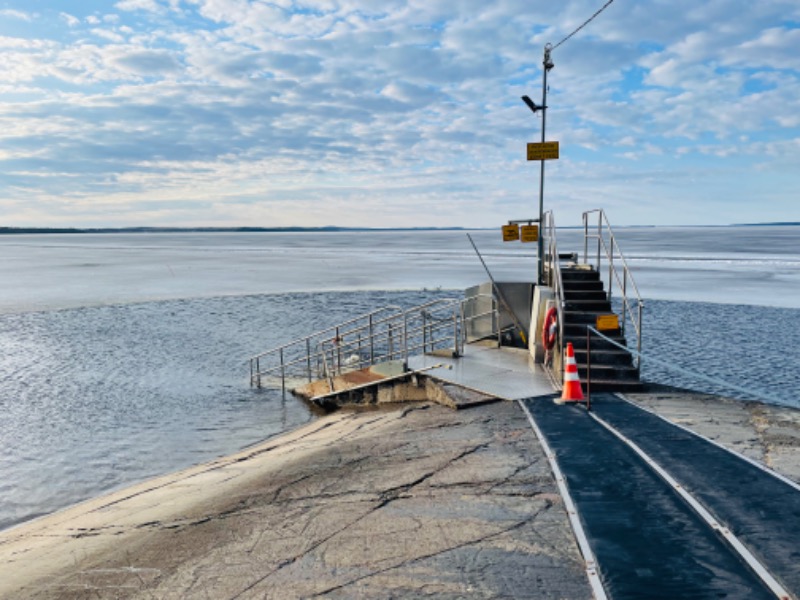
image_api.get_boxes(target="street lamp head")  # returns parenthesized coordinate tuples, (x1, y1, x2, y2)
(521, 95, 545, 114)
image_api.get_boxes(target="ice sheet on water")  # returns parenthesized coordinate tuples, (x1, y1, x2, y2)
(1, 226, 799, 531)
(635, 300, 800, 405)
(0, 289, 451, 531)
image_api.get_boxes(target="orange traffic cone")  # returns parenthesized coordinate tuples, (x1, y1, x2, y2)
(559, 342, 585, 404)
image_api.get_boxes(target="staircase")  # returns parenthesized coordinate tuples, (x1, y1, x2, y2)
(560, 265, 642, 392)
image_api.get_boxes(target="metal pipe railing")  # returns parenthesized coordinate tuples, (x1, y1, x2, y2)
(248, 305, 404, 363)
(582, 209, 644, 372)
(249, 295, 498, 389)
(542, 210, 567, 382)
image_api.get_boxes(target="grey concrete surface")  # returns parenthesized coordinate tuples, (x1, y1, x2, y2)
(625, 390, 800, 484)
(0, 402, 591, 600)
(5, 384, 798, 600)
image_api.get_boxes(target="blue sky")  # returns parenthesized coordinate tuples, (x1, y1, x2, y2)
(0, 0, 798, 228)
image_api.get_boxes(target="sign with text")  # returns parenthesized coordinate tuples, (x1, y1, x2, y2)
(596, 314, 620, 331)
(520, 224, 539, 243)
(502, 224, 520, 242)
(527, 141, 560, 161)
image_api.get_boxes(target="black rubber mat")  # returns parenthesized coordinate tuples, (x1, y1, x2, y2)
(591, 393, 800, 596)
(522, 395, 774, 600)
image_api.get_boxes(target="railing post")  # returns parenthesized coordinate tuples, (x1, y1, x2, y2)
(459, 301, 466, 355)
(637, 301, 644, 374)
(495, 297, 501, 348)
(254, 357, 261, 388)
(306, 338, 312, 382)
(596, 211, 602, 272)
(583, 213, 589, 265)
(369, 315, 374, 365)
(621, 273, 628, 335)
(452, 307, 458, 356)
(403, 313, 409, 364)
(335, 326, 341, 374)
(279, 348, 285, 396)
(357, 332, 363, 369)
(422, 311, 428, 353)
(608, 246, 614, 302)
(388, 323, 394, 360)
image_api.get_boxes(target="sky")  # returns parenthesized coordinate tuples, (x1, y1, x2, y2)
(0, 0, 798, 228)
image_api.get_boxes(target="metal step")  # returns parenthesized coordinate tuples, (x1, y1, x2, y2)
(561, 267, 600, 282)
(572, 348, 634, 367)
(563, 288, 607, 300)
(563, 299, 612, 313)
(563, 323, 623, 339)
(576, 362, 639, 382)
(562, 310, 611, 325)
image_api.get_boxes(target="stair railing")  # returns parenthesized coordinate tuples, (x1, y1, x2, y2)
(582, 209, 644, 372)
(542, 210, 567, 378)
(249, 295, 499, 392)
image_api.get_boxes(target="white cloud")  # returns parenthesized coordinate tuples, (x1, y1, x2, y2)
(91, 28, 126, 43)
(0, 0, 797, 227)
(726, 27, 800, 71)
(60, 12, 80, 27)
(115, 0, 162, 13)
(0, 9, 32, 21)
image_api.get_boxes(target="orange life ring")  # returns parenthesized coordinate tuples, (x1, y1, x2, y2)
(542, 307, 558, 350)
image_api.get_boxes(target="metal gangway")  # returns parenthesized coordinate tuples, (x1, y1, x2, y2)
(582, 208, 644, 371)
(541, 208, 644, 384)
(249, 295, 500, 393)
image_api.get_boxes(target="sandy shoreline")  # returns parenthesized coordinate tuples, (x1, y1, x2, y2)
(1, 390, 798, 599)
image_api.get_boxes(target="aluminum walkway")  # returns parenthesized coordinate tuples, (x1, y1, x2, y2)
(407, 343, 555, 400)
(521, 393, 799, 600)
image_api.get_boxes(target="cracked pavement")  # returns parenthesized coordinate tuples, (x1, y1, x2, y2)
(0, 402, 591, 599)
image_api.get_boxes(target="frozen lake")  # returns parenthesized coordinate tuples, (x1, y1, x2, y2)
(1, 226, 798, 531)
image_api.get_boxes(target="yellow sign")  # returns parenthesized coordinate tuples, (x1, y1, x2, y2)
(596, 314, 620, 331)
(520, 224, 539, 243)
(527, 141, 560, 161)
(502, 224, 520, 242)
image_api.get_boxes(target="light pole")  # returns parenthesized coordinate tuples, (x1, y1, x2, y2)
(522, 43, 554, 286)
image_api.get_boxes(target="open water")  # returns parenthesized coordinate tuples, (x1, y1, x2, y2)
(1, 226, 799, 531)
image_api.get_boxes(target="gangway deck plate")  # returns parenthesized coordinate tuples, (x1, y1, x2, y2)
(407, 344, 554, 400)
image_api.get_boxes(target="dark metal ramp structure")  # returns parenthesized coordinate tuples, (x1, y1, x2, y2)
(521, 394, 794, 600)
(590, 393, 800, 597)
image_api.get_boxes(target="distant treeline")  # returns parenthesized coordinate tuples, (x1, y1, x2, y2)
(0, 226, 469, 235)
(737, 222, 800, 227)
(1, 223, 796, 234)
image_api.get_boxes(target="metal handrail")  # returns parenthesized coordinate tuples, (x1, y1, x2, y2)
(542, 210, 566, 379)
(582, 209, 644, 371)
(250, 294, 499, 390)
(248, 305, 403, 362)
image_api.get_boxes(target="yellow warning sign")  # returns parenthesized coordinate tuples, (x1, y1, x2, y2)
(502, 224, 520, 242)
(520, 224, 539, 243)
(596, 314, 620, 331)
(527, 141, 560, 161)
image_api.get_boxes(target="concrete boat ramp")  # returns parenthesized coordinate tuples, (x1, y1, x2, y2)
(301, 341, 800, 599)
(3, 342, 800, 598)
(415, 344, 800, 599)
